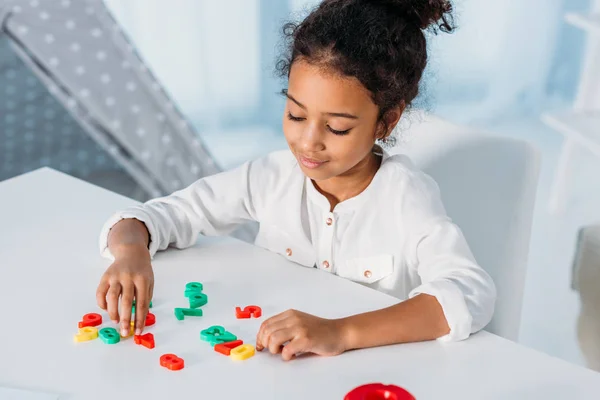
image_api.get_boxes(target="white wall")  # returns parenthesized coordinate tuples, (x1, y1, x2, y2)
(104, 0, 261, 130)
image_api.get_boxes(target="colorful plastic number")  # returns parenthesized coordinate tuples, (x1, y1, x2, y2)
(188, 292, 208, 309)
(73, 327, 99, 343)
(200, 325, 237, 345)
(344, 384, 415, 400)
(214, 340, 244, 356)
(99, 327, 120, 344)
(235, 305, 262, 319)
(160, 354, 184, 371)
(78, 313, 102, 328)
(174, 308, 203, 320)
(145, 312, 156, 326)
(230, 344, 255, 361)
(184, 282, 203, 297)
(134, 333, 155, 349)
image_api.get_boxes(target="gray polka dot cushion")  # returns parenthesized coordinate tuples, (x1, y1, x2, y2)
(0, 0, 220, 199)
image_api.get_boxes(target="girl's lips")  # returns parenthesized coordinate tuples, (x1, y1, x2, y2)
(299, 155, 327, 169)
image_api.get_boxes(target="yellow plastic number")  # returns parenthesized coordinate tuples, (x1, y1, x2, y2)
(73, 326, 99, 343)
(229, 344, 255, 361)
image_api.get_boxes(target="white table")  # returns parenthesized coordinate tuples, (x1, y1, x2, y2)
(1, 168, 600, 400)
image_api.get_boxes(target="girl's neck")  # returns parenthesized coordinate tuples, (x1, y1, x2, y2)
(312, 150, 382, 212)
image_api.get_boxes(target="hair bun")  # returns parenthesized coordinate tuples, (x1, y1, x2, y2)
(373, 0, 454, 32)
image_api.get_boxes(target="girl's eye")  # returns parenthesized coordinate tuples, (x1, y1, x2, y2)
(327, 126, 351, 136)
(288, 112, 351, 136)
(287, 112, 305, 122)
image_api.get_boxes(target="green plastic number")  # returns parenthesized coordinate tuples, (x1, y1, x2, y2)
(200, 325, 237, 345)
(188, 293, 208, 309)
(99, 327, 120, 344)
(174, 308, 203, 321)
(184, 282, 203, 297)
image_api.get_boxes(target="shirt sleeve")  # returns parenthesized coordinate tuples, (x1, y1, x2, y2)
(403, 170, 497, 342)
(98, 155, 273, 261)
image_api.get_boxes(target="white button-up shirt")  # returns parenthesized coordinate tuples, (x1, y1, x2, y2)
(99, 149, 496, 342)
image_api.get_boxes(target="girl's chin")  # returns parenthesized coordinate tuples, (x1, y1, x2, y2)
(300, 165, 337, 181)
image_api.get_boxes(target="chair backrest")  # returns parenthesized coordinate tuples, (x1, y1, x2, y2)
(391, 112, 540, 341)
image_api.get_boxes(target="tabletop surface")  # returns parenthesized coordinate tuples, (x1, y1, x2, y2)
(1, 168, 600, 400)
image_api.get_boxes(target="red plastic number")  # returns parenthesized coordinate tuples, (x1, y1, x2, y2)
(134, 333, 155, 349)
(344, 383, 415, 400)
(235, 305, 262, 319)
(160, 354, 184, 371)
(78, 313, 102, 328)
(214, 340, 244, 356)
(145, 312, 156, 327)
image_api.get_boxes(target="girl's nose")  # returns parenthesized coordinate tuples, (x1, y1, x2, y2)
(300, 123, 325, 153)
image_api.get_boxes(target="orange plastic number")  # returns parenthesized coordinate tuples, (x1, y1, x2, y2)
(160, 354, 184, 371)
(78, 313, 102, 328)
(235, 305, 262, 319)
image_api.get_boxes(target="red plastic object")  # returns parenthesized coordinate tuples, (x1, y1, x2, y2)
(160, 354, 184, 371)
(235, 305, 262, 319)
(134, 333, 155, 349)
(78, 313, 102, 328)
(344, 383, 415, 400)
(214, 340, 244, 356)
(145, 312, 156, 327)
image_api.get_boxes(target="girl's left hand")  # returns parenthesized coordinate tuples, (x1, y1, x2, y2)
(255, 309, 347, 361)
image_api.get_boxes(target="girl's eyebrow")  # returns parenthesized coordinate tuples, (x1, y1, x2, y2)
(281, 89, 359, 120)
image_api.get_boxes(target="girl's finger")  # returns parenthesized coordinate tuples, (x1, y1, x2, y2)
(281, 337, 309, 361)
(107, 282, 122, 323)
(119, 282, 134, 336)
(133, 284, 149, 335)
(266, 328, 294, 355)
(256, 311, 290, 349)
(96, 280, 110, 310)
(257, 318, 291, 352)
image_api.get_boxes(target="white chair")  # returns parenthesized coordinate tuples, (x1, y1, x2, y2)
(391, 112, 541, 341)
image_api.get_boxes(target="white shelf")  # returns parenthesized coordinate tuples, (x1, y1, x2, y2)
(566, 12, 600, 35)
(542, 110, 600, 154)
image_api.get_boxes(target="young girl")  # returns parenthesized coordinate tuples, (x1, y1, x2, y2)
(97, 0, 496, 361)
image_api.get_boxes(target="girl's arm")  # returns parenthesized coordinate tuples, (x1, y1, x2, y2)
(340, 293, 449, 348)
(98, 152, 288, 260)
(255, 294, 450, 361)
(96, 152, 286, 336)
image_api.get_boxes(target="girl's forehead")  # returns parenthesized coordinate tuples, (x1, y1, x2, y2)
(288, 61, 373, 108)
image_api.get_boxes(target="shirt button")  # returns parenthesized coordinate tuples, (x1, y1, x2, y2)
(322, 260, 330, 269)
(326, 217, 333, 226)
(364, 270, 372, 278)
(286, 248, 292, 256)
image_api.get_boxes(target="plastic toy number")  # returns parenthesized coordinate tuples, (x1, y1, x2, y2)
(160, 354, 184, 370)
(235, 305, 262, 319)
(200, 325, 237, 345)
(344, 383, 415, 400)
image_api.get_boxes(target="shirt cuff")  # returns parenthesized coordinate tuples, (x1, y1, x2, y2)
(98, 207, 159, 261)
(409, 279, 473, 342)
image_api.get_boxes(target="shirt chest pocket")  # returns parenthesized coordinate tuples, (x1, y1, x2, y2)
(336, 254, 394, 284)
(254, 224, 315, 267)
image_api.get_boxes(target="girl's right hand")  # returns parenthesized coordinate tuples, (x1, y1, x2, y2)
(96, 244, 154, 336)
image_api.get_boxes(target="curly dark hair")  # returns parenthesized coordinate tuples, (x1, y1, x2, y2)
(277, 0, 456, 140)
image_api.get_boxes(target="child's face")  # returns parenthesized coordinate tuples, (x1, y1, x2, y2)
(283, 61, 383, 182)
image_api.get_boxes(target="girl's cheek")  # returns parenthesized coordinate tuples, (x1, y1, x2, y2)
(283, 125, 300, 145)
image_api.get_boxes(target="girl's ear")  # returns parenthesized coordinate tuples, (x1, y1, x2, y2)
(376, 101, 406, 140)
